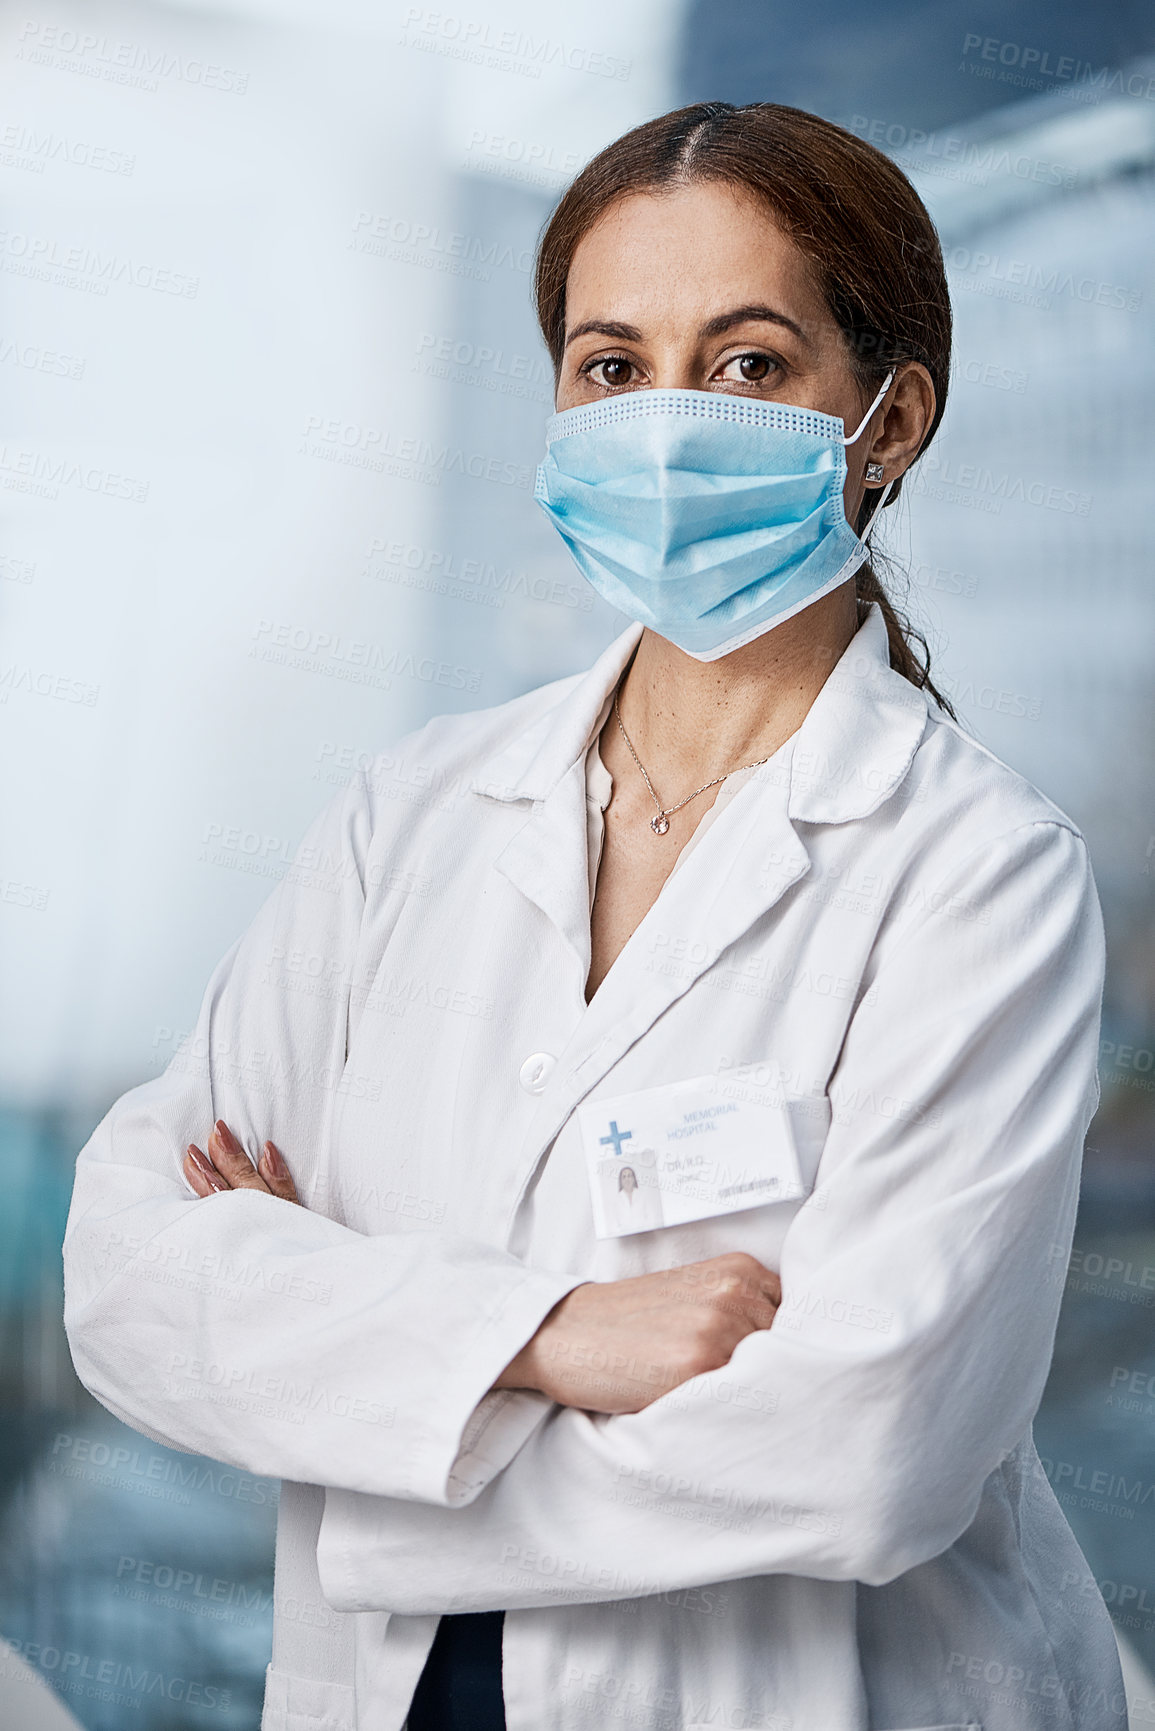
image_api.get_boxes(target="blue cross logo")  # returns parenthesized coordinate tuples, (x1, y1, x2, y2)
(599, 1119, 634, 1158)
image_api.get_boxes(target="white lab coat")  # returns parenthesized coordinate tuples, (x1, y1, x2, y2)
(63, 602, 1126, 1731)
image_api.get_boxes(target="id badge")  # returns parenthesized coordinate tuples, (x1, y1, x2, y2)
(576, 1071, 809, 1240)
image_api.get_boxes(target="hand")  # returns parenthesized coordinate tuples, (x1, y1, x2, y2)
(494, 1251, 781, 1414)
(183, 1119, 301, 1205)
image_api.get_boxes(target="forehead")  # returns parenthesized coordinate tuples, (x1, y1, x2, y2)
(565, 181, 828, 328)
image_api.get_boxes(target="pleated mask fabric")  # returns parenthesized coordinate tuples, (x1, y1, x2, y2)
(534, 375, 893, 661)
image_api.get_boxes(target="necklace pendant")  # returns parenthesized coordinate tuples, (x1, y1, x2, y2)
(650, 814, 670, 836)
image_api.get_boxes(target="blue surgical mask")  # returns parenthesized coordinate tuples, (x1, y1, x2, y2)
(534, 371, 895, 661)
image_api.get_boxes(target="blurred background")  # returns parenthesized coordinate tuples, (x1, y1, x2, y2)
(1, 0, 1153, 1723)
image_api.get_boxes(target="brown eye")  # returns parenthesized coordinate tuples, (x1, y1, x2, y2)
(737, 354, 772, 381)
(598, 357, 632, 387)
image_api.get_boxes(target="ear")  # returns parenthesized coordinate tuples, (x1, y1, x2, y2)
(864, 362, 937, 484)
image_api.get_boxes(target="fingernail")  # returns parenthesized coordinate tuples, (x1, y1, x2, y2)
(195, 1151, 228, 1193)
(214, 1119, 238, 1151)
(184, 1152, 216, 1195)
(263, 1142, 287, 1180)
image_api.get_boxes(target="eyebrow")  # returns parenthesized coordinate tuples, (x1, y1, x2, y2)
(563, 303, 809, 350)
(700, 303, 808, 343)
(564, 318, 643, 349)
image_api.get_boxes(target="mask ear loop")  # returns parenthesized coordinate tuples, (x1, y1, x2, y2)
(840, 367, 896, 540)
(841, 367, 896, 446)
(858, 477, 894, 539)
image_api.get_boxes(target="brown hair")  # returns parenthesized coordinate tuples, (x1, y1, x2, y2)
(534, 101, 956, 715)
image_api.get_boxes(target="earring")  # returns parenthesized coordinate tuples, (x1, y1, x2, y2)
(865, 462, 885, 483)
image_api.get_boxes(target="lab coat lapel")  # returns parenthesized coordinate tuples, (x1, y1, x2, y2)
(489, 755, 593, 992)
(476, 622, 644, 995)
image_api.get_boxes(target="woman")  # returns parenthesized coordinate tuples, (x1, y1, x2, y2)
(63, 103, 1125, 1731)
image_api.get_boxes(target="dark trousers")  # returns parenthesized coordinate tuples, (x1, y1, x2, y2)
(406, 1611, 507, 1730)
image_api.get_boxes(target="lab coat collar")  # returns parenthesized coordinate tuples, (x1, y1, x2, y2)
(787, 601, 929, 825)
(469, 619, 644, 804)
(469, 602, 928, 827)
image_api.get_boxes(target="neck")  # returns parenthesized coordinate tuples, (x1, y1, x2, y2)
(613, 583, 860, 787)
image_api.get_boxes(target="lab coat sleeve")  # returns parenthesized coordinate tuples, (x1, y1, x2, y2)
(61, 771, 582, 1506)
(315, 818, 1104, 1609)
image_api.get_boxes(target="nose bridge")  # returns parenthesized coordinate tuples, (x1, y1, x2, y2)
(643, 327, 712, 393)
(650, 364, 704, 393)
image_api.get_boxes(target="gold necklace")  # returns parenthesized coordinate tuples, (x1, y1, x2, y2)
(612, 683, 778, 837)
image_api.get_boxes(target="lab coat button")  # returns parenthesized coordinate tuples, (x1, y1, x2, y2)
(519, 1052, 556, 1094)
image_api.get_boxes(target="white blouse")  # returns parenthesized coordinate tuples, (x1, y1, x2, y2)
(584, 688, 764, 916)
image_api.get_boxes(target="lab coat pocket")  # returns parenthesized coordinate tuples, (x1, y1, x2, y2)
(261, 1663, 356, 1731)
(576, 1069, 828, 1239)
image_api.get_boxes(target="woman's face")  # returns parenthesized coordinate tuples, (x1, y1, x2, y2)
(556, 180, 934, 524)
